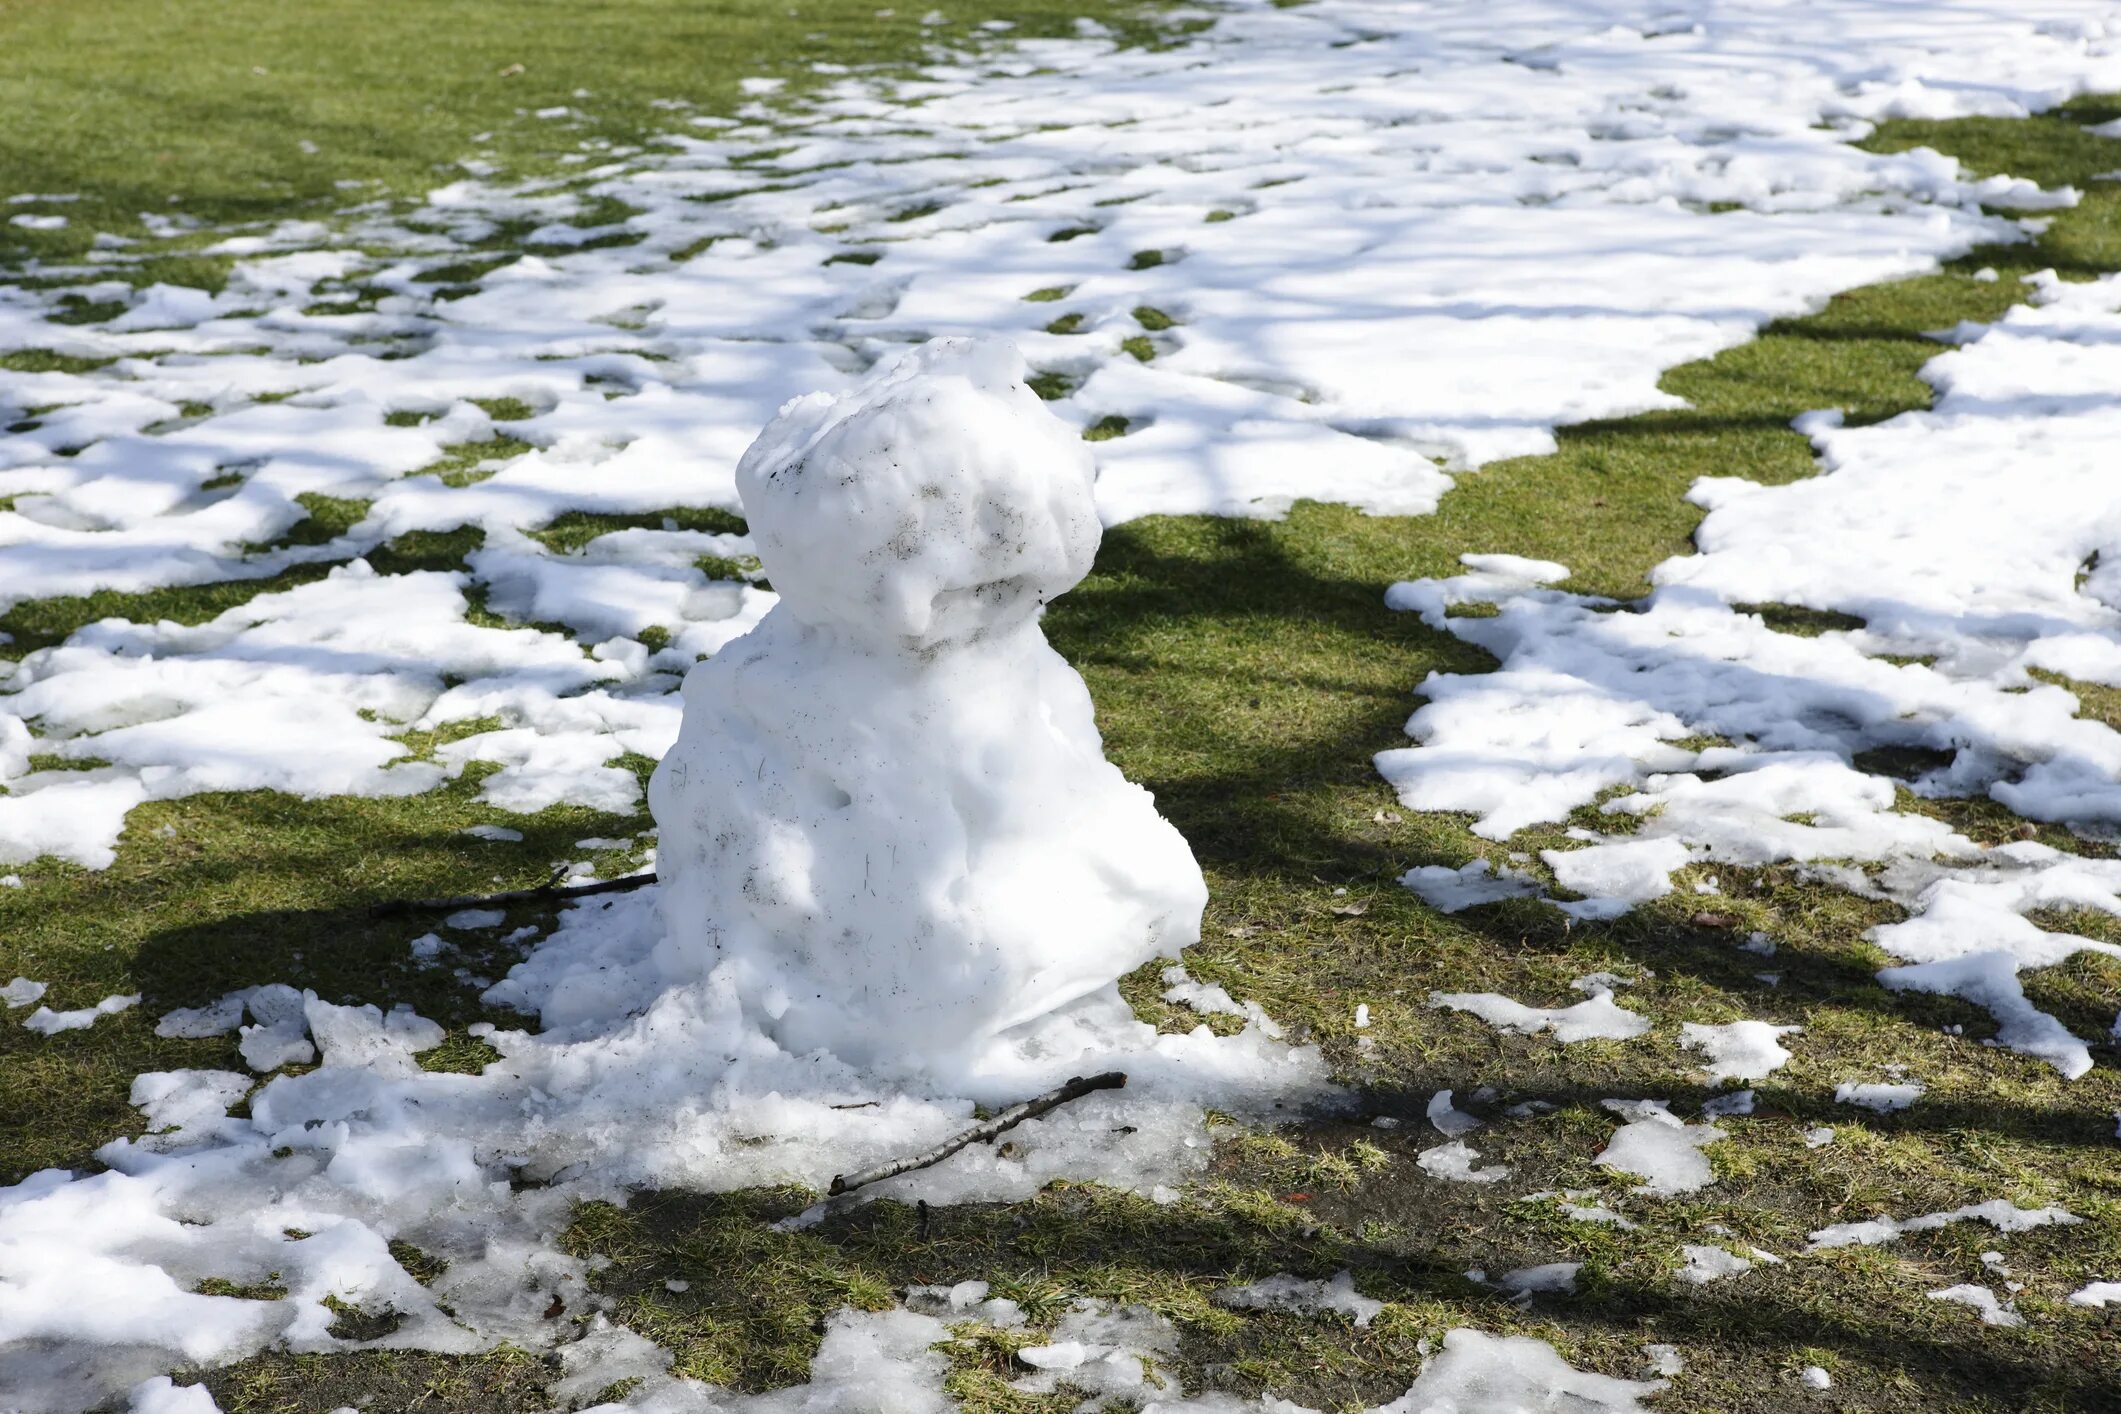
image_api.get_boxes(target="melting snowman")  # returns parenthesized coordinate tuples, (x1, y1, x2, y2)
(650, 338, 1206, 1071)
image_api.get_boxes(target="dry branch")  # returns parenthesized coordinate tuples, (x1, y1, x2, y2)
(827, 1071, 1127, 1196)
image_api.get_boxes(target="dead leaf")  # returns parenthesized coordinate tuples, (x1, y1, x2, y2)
(1690, 911, 1734, 929)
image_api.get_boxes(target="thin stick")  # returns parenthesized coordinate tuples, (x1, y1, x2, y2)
(369, 871, 655, 918)
(827, 1071, 1126, 1196)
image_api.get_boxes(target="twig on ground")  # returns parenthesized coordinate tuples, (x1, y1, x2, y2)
(368, 870, 656, 918)
(827, 1071, 1127, 1196)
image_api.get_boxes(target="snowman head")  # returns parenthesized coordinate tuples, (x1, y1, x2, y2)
(735, 338, 1101, 652)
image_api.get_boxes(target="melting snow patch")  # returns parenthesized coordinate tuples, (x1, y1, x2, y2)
(1392, 1329, 1664, 1412)
(2066, 1281, 2121, 1309)
(23, 992, 139, 1035)
(1161, 965, 1284, 1039)
(1807, 1199, 2082, 1250)
(1429, 988, 1650, 1044)
(1400, 858, 1542, 913)
(903, 1278, 1025, 1328)
(1498, 1262, 1582, 1299)
(1214, 1270, 1383, 1327)
(1596, 1101, 1724, 1197)
(1677, 1244, 1753, 1285)
(1800, 1365, 1834, 1390)
(1834, 1081, 1923, 1113)
(1417, 1141, 1512, 1185)
(1681, 1020, 1799, 1081)
(1543, 838, 1694, 920)
(1928, 1284, 2024, 1327)
(2, 976, 47, 1008)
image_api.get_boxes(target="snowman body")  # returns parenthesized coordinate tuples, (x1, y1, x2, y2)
(649, 339, 1206, 1068)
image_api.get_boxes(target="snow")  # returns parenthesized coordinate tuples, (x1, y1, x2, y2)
(1430, 988, 1651, 1044)
(23, 991, 140, 1035)
(649, 338, 1207, 1067)
(1799, 1366, 1834, 1391)
(1400, 859, 1541, 913)
(2, 976, 46, 1008)
(2067, 1281, 2121, 1309)
(1417, 1141, 1513, 1185)
(1213, 1270, 1383, 1327)
(1928, 1284, 2024, 1327)
(0, 1, 2116, 873)
(3, 0, 2121, 1401)
(1161, 965, 1284, 1039)
(1498, 1262, 1582, 1298)
(1596, 1100, 1725, 1196)
(1379, 272, 2121, 1076)
(1677, 1244, 1753, 1285)
(1834, 1081, 1924, 1113)
(1807, 1199, 2082, 1250)
(1680, 1021, 1799, 1082)
(127, 1378, 221, 1413)
(1380, 1329, 1663, 1413)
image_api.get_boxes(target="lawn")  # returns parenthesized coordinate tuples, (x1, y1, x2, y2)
(3, 2, 2120, 1410)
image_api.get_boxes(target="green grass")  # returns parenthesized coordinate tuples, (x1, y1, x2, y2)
(0, 0, 1177, 272)
(2, 22, 2120, 1409)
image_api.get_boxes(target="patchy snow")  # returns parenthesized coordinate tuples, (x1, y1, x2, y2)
(4, 0, 2121, 1402)
(1381, 275, 2121, 1077)
(1400, 858, 1542, 913)
(1596, 1100, 1724, 1196)
(1431, 987, 1651, 1044)
(1677, 1244, 1754, 1285)
(1800, 1365, 1834, 1391)
(1498, 1261, 1582, 1298)
(1928, 1284, 2025, 1327)
(1807, 1199, 2083, 1250)
(1417, 1140, 1513, 1185)
(2, 976, 46, 1008)
(1213, 1270, 1383, 1327)
(1835, 1081, 1925, 1113)
(1680, 1020, 1799, 1082)
(22, 991, 139, 1035)
(1161, 965, 1284, 1039)
(2066, 1280, 2121, 1309)
(4, 0, 2121, 870)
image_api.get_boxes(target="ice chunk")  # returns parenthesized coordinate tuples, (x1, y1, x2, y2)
(1417, 1140, 1511, 1184)
(1426, 1089, 1483, 1138)
(155, 992, 247, 1039)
